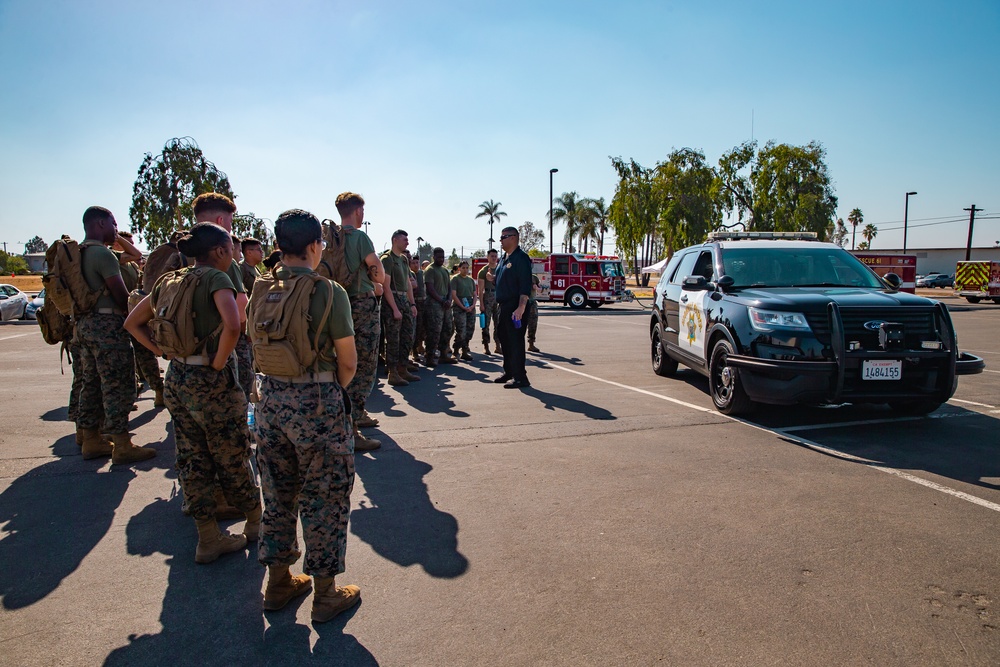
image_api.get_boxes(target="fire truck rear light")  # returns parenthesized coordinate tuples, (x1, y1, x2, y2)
(921, 341, 943, 350)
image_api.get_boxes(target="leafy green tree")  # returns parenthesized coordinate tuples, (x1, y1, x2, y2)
(847, 208, 864, 250)
(25, 236, 47, 253)
(0, 252, 29, 275)
(609, 158, 665, 286)
(517, 221, 545, 252)
(475, 200, 507, 250)
(448, 248, 460, 267)
(129, 137, 235, 247)
(828, 218, 849, 248)
(857, 241, 870, 251)
(415, 242, 433, 263)
(470, 249, 486, 259)
(861, 223, 878, 249)
(716, 140, 837, 238)
(551, 191, 585, 253)
(527, 248, 549, 258)
(233, 212, 274, 250)
(653, 148, 721, 254)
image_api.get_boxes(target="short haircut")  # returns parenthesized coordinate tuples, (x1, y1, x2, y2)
(175, 222, 231, 260)
(231, 233, 240, 246)
(433, 247, 444, 255)
(192, 192, 236, 218)
(82, 206, 113, 228)
(501, 226, 518, 237)
(459, 261, 469, 268)
(391, 229, 408, 240)
(487, 248, 498, 256)
(335, 192, 365, 218)
(274, 209, 322, 257)
(241, 237, 262, 253)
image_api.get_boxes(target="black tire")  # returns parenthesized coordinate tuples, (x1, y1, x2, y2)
(587, 301, 601, 309)
(651, 326, 678, 377)
(966, 296, 981, 304)
(992, 298, 1000, 305)
(888, 400, 942, 416)
(708, 338, 754, 415)
(566, 289, 587, 310)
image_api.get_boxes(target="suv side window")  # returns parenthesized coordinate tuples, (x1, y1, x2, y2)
(692, 251, 714, 281)
(670, 251, 698, 285)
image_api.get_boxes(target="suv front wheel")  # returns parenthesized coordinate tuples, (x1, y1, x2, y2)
(708, 338, 754, 415)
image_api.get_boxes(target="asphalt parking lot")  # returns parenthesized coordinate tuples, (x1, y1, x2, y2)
(0, 297, 998, 666)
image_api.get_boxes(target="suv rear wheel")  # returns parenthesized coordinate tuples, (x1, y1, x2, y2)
(709, 338, 753, 415)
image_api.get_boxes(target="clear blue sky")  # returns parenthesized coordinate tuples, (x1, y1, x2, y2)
(1, 0, 997, 256)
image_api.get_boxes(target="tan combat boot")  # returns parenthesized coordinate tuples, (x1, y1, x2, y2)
(76, 426, 84, 447)
(461, 346, 473, 361)
(353, 425, 381, 452)
(243, 504, 262, 542)
(399, 365, 421, 382)
(483, 343, 491, 355)
(80, 427, 113, 460)
(356, 410, 380, 428)
(214, 486, 244, 520)
(263, 564, 312, 611)
(110, 433, 156, 465)
(528, 342, 540, 353)
(311, 576, 361, 623)
(153, 388, 165, 407)
(194, 517, 247, 564)
(405, 360, 420, 372)
(387, 367, 409, 387)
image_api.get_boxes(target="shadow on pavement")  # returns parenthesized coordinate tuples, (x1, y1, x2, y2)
(0, 453, 136, 610)
(104, 491, 379, 666)
(351, 437, 468, 579)
(371, 370, 470, 418)
(520, 386, 616, 420)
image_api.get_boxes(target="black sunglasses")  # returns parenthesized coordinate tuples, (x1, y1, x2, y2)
(500, 234, 516, 240)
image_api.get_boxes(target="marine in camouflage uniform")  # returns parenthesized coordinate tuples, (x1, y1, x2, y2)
(67, 340, 85, 424)
(526, 273, 540, 352)
(477, 251, 501, 354)
(228, 259, 253, 403)
(343, 229, 381, 423)
(450, 263, 477, 359)
(410, 256, 426, 361)
(379, 235, 418, 385)
(422, 249, 454, 364)
(117, 246, 164, 398)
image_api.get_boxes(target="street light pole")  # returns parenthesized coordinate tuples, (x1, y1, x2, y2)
(363, 220, 370, 236)
(903, 191, 917, 253)
(549, 168, 558, 255)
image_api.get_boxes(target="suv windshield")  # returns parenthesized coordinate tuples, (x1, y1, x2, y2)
(721, 246, 885, 289)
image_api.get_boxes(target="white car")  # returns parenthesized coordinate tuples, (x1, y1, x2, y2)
(0, 284, 30, 321)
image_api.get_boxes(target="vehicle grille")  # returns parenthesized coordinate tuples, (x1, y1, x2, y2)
(806, 307, 939, 349)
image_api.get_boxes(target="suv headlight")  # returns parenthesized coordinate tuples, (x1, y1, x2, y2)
(749, 308, 811, 332)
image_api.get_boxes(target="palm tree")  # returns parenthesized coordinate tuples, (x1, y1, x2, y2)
(861, 223, 878, 249)
(577, 213, 599, 254)
(582, 197, 610, 254)
(476, 200, 507, 250)
(847, 208, 863, 250)
(551, 192, 583, 253)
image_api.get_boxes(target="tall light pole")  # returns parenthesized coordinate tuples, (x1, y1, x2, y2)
(549, 168, 558, 254)
(363, 220, 370, 236)
(903, 192, 917, 253)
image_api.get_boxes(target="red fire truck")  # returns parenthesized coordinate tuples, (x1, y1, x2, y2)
(471, 253, 632, 309)
(851, 253, 917, 294)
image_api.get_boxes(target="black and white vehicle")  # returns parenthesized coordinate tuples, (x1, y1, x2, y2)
(649, 232, 985, 415)
(0, 284, 30, 321)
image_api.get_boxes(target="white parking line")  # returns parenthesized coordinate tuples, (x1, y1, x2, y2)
(540, 322, 573, 330)
(0, 332, 34, 342)
(983, 369, 999, 374)
(538, 358, 1000, 514)
(949, 397, 998, 409)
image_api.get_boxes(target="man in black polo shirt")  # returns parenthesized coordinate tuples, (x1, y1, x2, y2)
(493, 226, 532, 388)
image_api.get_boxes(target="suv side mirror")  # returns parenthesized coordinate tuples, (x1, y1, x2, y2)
(883, 272, 902, 290)
(715, 275, 735, 291)
(682, 275, 709, 291)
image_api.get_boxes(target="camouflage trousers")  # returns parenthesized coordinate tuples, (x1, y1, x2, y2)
(452, 305, 476, 351)
(132, 334, 163, 392)
(75, 313, 135, 433)
(412, 298, 425, 357)
(480, 293, 500, 347)
(424, 299, 453, 355)
(525, 301, 539, 344)
(255, 377, 355, 577)
(165, 360, 260, 522)
(381, 293, 414, 366)
(67, 341, 84, 423)
(235, 333, 253, 403)
(346, 296, 380, 421)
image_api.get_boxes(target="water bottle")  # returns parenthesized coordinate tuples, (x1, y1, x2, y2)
(247, 403, 255, 428)
(479, 312, 486, 328)
(513, 314, 522, 329)
(463, 298, 471, 308)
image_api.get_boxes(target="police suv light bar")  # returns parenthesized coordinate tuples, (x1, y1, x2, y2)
(707, 231, 819, 241)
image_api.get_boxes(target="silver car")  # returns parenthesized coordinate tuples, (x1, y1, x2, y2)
(0, 284, 30, 321)
(25, 288, 45, 319)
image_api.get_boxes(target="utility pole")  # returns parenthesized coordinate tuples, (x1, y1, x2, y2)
(964, 204, 983, 261)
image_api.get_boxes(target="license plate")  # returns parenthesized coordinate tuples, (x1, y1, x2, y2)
(862, 360, 901, 381)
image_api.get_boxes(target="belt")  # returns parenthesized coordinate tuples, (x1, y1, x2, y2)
(174, 355, 210, 366)
(267, 371, 336, 384)
(350, 290, 376, 301)
(94, 308, 125, 315)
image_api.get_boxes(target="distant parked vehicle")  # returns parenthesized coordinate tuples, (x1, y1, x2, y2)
(0, 284, 30, 321)
(25, 288, 45, 319)
(916, 273, 953, 288)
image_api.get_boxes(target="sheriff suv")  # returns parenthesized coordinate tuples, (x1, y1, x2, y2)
(650, 232, 985, 415)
